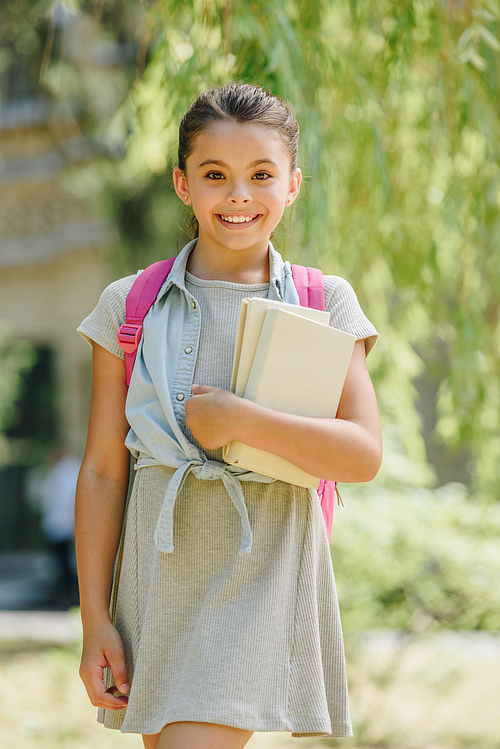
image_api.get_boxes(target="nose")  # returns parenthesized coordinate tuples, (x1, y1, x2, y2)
(226, 180, 251, 204)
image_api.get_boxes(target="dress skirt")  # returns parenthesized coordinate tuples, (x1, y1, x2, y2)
(98, 465, 352, 738)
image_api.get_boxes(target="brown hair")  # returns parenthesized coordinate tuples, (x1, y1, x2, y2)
(178, 82, 299, 173)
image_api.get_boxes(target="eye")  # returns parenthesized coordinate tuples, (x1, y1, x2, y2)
(253, 171, 272, 181)
(205, 171, 225, 180)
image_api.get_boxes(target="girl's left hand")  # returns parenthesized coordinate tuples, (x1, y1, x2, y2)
(185, 385, 245, 449)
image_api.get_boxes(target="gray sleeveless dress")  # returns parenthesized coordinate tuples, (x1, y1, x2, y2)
(78, 269, 378, 738)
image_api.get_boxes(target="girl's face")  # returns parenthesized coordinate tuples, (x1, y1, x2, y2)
(174, 121, 301, 261)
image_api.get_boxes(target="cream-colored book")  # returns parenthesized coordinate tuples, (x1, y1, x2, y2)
(231, 297, 330, 397)
(224, 306, 356, 488)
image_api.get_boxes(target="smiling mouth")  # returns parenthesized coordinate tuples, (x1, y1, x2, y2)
(217, 214, 261, 225)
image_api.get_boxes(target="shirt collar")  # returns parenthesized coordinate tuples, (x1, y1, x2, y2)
(156, 238, 298, 304)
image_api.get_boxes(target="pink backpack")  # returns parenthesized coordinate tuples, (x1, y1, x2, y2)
(117, 258, 341, 539)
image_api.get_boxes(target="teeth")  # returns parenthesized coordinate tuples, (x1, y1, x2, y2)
(220, 215, 255, 223)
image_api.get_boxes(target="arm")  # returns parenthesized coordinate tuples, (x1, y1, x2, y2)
(185, 340, 382, 483)
(75, 343, 131, 709)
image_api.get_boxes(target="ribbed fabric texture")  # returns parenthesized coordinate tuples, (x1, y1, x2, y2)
(77, 272, 378, 360)
(100, 467, 352, 737)
(77, 266, 379, 739)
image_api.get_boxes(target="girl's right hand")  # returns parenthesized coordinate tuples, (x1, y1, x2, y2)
(79, 620, 131, 710)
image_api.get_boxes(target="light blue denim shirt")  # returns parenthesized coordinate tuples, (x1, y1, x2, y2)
(125, 239, 302, 556)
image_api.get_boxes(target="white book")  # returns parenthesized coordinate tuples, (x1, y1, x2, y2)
(231, 297, 330, 397)
(224, 306, 356, 488)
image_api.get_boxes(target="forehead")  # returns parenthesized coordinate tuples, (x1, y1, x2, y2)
(188, 121, 291, 166)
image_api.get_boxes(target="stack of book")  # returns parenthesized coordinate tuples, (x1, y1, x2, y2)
(223, 298, 355, 487)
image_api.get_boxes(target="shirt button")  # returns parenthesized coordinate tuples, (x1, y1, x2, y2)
(184, 347, 193, 354)
(176, 393, 185, 401)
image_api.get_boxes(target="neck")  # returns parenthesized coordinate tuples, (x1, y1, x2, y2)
(186, 241, 271, 284)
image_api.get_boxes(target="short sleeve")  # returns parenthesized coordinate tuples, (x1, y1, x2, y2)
(324, 275, 379, 356)
(77, 274, 138, 359)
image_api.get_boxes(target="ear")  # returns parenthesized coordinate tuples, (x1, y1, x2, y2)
(285, 168, 302, 207)
(173, 167, 192, 205)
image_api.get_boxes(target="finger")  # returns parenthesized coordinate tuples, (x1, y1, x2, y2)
(82, 664, 129, 709)
(105, 685, 130, 705)
(99, 687, 129, 709)
(191, 384, 213, 394)
(97, 691, 129, 710)
(107, 652, 131, 695)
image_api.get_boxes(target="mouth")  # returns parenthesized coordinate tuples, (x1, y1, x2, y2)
(217, 213, 261, 227)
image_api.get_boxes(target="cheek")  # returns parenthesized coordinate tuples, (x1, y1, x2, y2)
(193, 186, 218, 206)
(269, 187, 290, 210)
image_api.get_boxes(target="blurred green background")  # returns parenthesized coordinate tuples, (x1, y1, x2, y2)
(0, 1, 499, 747)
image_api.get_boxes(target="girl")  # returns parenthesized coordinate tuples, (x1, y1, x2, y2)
(76, 83, 382, 749)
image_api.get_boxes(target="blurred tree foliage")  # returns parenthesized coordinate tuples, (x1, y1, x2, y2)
(332, 481, 500, 639)
(2, 0, 499, 497)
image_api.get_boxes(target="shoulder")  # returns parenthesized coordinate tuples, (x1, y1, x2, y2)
(97, 273, 139, 315)
(77, 272, 140, 358)
(323, 274, 379, 356)
(322, 273, 369, 318)
(323, 274, 359, 306)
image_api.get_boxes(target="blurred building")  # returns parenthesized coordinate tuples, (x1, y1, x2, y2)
(0, 99, 115, 549)
(0, 6, 140, 557)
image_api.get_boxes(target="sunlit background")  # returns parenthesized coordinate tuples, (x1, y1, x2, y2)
(0, 1, 499, 747)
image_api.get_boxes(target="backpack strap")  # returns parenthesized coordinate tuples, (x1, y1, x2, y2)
(117, 257, 176, 386)
(291, 263, 340, 541)
(290, 264, 325, 310)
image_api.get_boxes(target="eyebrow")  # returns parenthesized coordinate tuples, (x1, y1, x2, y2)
(197, 158, 280, 169)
